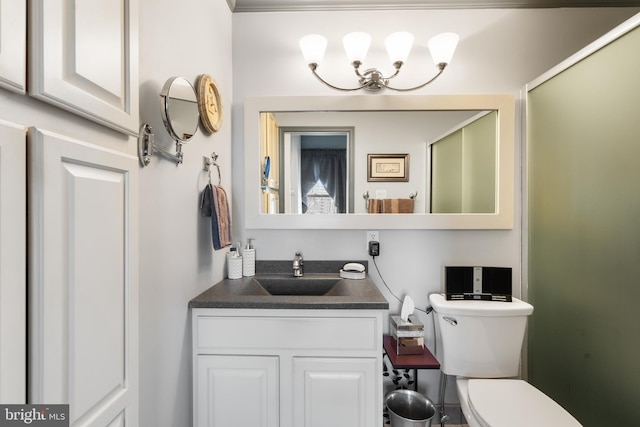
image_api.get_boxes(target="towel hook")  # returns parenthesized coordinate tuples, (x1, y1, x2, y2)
(203, 152, 221, 185)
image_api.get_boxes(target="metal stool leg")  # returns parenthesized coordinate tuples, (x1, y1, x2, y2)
(438, 372, 449, 426)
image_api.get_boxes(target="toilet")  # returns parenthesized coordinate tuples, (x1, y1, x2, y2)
(428, 294, 581, 427)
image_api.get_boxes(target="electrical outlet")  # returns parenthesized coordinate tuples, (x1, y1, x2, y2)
(366, 230, 379, 250)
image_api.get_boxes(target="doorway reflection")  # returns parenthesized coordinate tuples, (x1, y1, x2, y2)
(280, 129, 353, 214)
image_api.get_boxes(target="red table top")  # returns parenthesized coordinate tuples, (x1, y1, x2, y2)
(383, 335, 440, 369)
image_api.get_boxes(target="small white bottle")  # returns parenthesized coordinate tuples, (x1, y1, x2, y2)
(243, 238, 256, 277)
(227, 245, 243, 279)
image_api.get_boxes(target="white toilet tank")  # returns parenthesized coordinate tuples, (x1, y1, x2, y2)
(429, 294, 534, 378)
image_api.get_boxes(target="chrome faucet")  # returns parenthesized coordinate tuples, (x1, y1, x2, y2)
(293, 251, 304, 277)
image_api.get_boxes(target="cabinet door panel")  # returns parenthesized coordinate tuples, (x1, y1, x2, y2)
(0, 0, 26, 93)
(29, 0, 139, 135)
(28, 128, 139, 426)
(0, 120, 26, 403)
(196, 355, 279, 427)
(293, 358, 377, 427)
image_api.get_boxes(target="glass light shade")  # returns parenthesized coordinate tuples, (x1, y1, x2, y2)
(428, 32, 459, 65)
(299, 34, 328, 65)
(343, 32, 371, 63)
(385, 31, 414, 63)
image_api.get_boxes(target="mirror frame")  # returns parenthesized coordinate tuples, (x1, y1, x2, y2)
(244, 94, 514, 230)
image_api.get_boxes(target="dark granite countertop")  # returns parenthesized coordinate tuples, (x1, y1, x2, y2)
(189, 260, 389, 310)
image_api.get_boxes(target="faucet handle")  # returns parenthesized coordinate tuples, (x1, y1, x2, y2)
(293, 251, 304, 277)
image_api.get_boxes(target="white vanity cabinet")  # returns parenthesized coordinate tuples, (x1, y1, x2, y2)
(192, 308, 384, 427)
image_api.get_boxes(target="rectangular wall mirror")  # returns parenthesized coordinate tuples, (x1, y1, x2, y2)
(245, 94, 514, 229)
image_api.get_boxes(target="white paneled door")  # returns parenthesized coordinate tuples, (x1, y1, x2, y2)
(28, 128, 139, 426)
(0, 120, 26, 403)
(29, 0, 139, 135)
(0, 0, 26, 93)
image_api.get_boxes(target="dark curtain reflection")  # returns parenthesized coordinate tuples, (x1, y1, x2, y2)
(300, 149, 347, 213)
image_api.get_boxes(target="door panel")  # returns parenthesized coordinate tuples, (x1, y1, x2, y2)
(293, 357, 377, 427)
(0, 0, 26, 93)
(28, 128, 138, 426)
(29, 0, 139, 135)
(196, 355, 279, 427)
(0, 119, 26, 403)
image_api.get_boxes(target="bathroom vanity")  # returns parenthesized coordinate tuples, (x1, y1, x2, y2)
(189, 261, 388, 427)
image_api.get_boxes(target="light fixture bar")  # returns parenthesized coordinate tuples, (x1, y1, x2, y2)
(300, 31, 458, 92)
(307, 62, 367, 92)
(386, 63, 447, 92)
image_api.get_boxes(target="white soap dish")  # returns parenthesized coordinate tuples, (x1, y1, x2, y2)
(340, 269, 366, 280)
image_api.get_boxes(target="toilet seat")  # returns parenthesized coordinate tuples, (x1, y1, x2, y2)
(466, 379, 581, 427)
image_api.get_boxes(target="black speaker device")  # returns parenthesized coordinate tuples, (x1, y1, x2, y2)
(444, 266, 512, 302)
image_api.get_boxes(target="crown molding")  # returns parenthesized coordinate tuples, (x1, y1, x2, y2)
(232, 0, 640, 12)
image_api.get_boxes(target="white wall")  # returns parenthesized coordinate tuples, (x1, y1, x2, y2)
(138, 0, 232, 425)
(231, 7, 639, 403)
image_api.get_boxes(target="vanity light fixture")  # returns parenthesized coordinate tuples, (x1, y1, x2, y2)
(299, 31, 459, 92)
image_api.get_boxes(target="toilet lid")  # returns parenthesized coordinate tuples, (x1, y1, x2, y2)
(468, 379, 582, 427)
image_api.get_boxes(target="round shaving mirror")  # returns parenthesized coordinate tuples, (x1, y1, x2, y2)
(160, 77, 199, 143)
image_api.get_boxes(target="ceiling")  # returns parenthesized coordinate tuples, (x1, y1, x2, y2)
(229, 0, 640, 12)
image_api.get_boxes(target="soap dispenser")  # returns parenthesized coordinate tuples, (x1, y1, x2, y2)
(242, 238, 256, 277)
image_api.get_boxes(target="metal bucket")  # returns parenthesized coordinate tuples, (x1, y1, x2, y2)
(385, 389, 436, 427)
